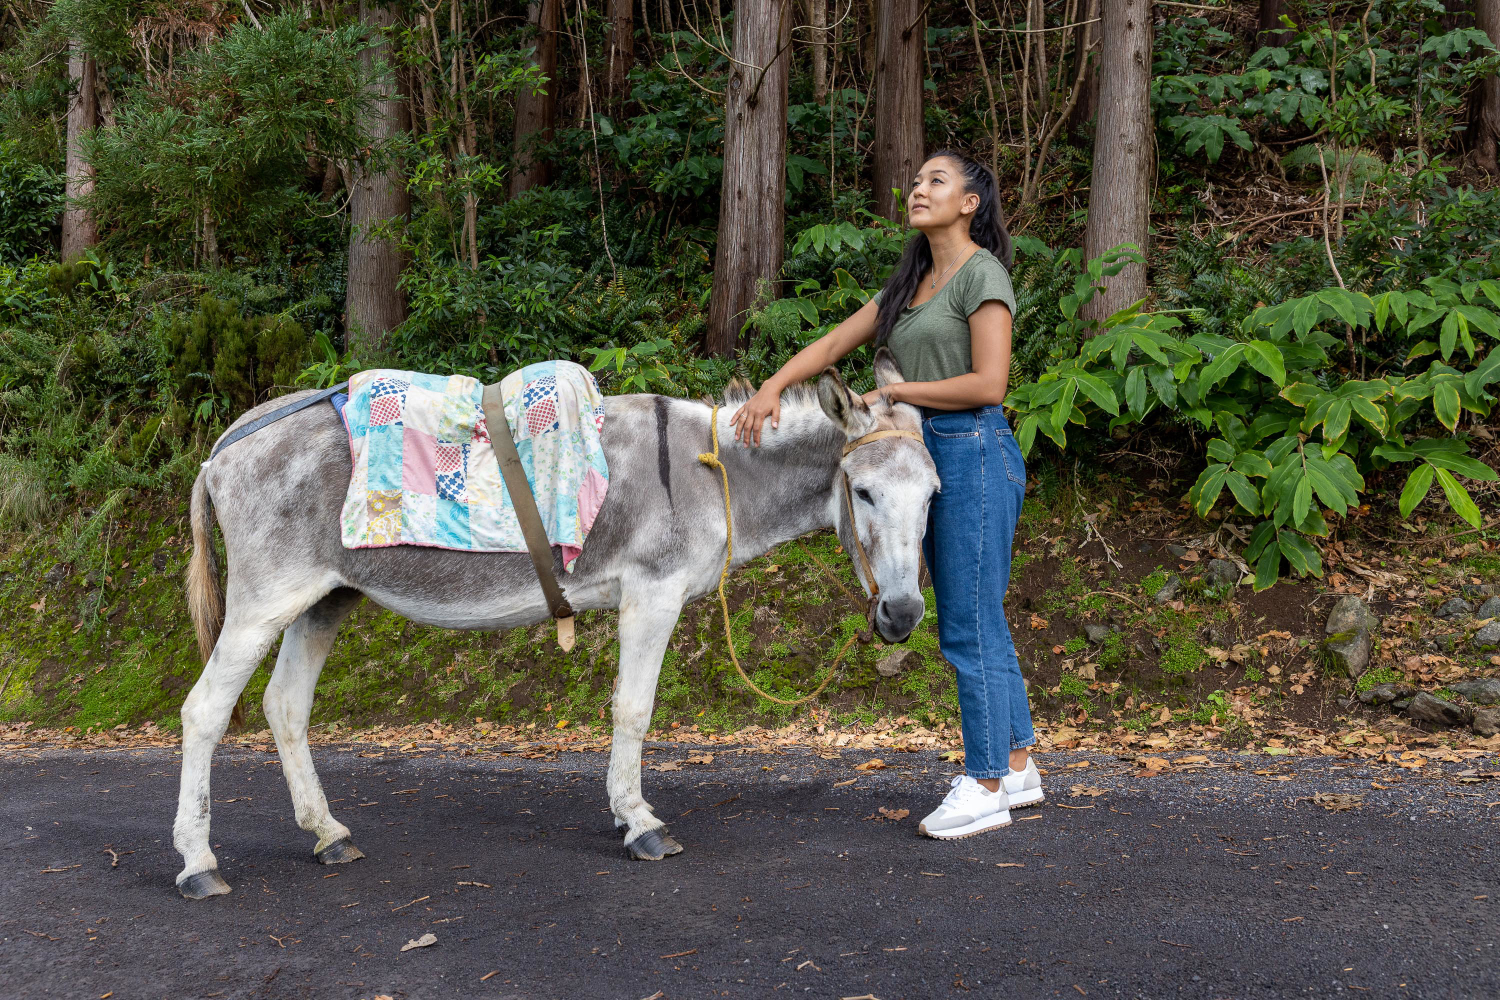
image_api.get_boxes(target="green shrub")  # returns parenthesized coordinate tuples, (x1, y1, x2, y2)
(0, 140, 61, 263)
(162, 295, 311, 417)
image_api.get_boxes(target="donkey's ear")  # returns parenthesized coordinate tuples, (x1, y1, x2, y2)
(817, 366, 871, 434)
(873, 347, 905, 388)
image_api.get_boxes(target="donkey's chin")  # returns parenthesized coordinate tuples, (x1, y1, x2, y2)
(874, 594, 925, 644)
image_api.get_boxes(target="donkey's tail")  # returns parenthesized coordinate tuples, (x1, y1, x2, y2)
(187, 467, 224, 664)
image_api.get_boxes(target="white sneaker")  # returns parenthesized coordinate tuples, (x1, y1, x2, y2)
(1003, 757, 1044, 807)
(917, 775, 1011, 840)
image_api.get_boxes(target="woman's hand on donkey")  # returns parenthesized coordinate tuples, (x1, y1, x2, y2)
(730, 385, 781, 446)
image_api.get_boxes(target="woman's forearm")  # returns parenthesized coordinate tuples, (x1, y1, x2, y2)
(889, 373, 1008, 410)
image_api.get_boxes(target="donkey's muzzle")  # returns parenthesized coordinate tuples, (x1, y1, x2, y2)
(875, 593, 924, 643)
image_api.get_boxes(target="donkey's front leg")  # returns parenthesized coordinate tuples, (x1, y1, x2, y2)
(608, 586, 685, 860)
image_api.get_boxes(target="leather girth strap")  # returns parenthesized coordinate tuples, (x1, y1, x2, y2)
(481, 382, 576, 652)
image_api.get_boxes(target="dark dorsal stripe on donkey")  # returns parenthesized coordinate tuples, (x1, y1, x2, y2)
(173, 349, 936, 898)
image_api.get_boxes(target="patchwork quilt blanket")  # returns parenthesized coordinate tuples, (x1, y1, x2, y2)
(335, 361, 608, 571)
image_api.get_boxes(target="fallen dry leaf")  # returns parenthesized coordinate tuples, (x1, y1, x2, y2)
(854, 758, 886, 771)
(1309, 792, 1363, 812)
(877, 806, 909, 821)
(1030, 613, 1049, 630)
(1069, 784, 1107, 798)
(400, 933, 437, 952)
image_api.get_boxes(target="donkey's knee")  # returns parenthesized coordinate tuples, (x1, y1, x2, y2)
(261, 678, 305, 743)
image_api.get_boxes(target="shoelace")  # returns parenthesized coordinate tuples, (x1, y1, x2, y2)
(942, 775, 991, 810)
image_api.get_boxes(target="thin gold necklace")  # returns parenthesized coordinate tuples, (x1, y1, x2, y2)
(931, 241, 975, 289)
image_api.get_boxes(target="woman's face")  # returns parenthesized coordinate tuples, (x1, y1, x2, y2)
(907, 157, 979, 232)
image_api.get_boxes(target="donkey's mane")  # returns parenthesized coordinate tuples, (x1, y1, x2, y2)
(709, 377, 823, 413)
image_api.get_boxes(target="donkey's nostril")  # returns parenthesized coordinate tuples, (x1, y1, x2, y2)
(877, 594, 925, 641)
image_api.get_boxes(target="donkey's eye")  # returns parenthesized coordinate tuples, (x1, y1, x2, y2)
(855, 487, 874, 504)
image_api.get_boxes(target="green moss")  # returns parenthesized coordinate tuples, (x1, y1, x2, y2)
(1141, 567, 1168, 596)
(1062, 635, 1088, 655)
(1356, 666, 1404, 693)
(1058, 674, 1091, 699)
(1160, 628, 1207, 676)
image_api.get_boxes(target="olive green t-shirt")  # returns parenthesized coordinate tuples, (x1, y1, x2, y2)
(872, 247, 1017, 384)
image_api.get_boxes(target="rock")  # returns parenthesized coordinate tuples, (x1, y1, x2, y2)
(1404, 692, 1472, 728)
(1461, 583, 1500, 599)
(1391, 696, 1413, 711)
(1325, 596, 1378, 637)
(43, 563, 68, 587)
(1474, 708, 1500, 737)
(152, 549, 169, 571)
(1167, 544, 1190, 559)
(1083, 624, 1113, 643)
(1204, 626, 1229, 647)
(875, 649, 916, 678)
(1201, 559, 1240, 588)
(1324, 631, 1373, 675)
(1449, 678, 1500, 704)
(1435, 633, 1458, 654)
(1358, 682, 1416, 706)
(1477, 597, 1500, 620)
(1323, 597, 1378, 676)
(1436, 597, 1474, 619)
(1153, 574, 1181, 604)
(1471, 623, 1500, 651)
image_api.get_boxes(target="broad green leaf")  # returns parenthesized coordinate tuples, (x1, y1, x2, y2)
(1420, 450, 1499, 481)
(1277, 530, 1324, 578)
(1232, 450, 1273, 478)
(1206, 437, 1237, 463)
(1226, 471, 1261, 514)
(1280, 382, 1322, 407)
(1244, 340, 1287, 385)
(1124, 365, 1147, 415)
(1323, 399, 1350, 443)
(1440, 310, 1461, 360)
(1293, 475, 1312, 525)
(1015, 413, 1039, 457)
(1052, 378, 1077, 430)
(1253, 542, 1281, 591)
(1371, 443, 1415, 463)
(1348, 395, 1388, 436)
(1433, 382, 1461, 431)
(1435, 466, 1483, 528)
(1245, 519, 1278, 561)
(1071, 371, 1120, 416)
(1200, 343, 1246, 389)
(1399, 462, 1434, 518)
(1189, 463, 1232, 516)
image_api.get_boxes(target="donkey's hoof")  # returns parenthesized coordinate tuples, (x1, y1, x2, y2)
(625, 829, 683, 861)
(177, 869, 232, 900)
(315, 837, 366, 865)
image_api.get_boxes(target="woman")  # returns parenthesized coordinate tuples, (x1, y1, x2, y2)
(730, 149, 1040, 840)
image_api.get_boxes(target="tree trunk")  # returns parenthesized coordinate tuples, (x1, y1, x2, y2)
(1255, 0, 1293, 48)
(346, 1, 412, 354)
(1081, 0, 1152, 328)
(1478, 0, 1500, 174)
(872, 0, 925, 223)
(809, 0, 828, 104)
(62, 40, 98, 263)
(512, 0, 561, 196)
(606, 0, 634, 100)
(706, 0, 793, 358)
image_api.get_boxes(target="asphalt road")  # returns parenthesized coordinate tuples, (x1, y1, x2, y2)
(2, 742, 1496, 1000)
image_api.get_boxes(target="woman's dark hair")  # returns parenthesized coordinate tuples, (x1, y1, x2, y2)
(873, 149, 1014, 348)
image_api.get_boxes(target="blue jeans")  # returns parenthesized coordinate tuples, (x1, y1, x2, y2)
(920, 405, 1035, 779)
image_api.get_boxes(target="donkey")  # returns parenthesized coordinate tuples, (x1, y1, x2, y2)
(172, 352, 938, 899)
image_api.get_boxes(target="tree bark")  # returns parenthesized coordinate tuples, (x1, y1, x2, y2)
(872, 0, 925, 223)
(1478, 0, 1500, 174)
(62, 40, 98, 263)
(808, 0, 828, 104)
(346, 1, 412, 354)
(706, 0, 793, 358)
(1255, 0, 1293, 48)
(1081, 0, 1153, 328)
(512, 0, 561, 196)
(606, 0, 634, 100)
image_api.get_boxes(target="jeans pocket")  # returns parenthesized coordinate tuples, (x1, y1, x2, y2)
(997, 428, 1025, 485)
(926, 412, 979, 438)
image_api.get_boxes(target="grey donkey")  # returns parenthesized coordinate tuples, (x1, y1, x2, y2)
(174, 352, 938, 899)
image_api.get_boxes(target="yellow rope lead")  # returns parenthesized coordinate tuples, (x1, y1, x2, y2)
(698, 406, 856, 707)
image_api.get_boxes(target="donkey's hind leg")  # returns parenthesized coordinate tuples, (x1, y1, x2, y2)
(173, 615, 284, 899)
(262, 588, 365, 864)
(608, 586, 686, 861)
